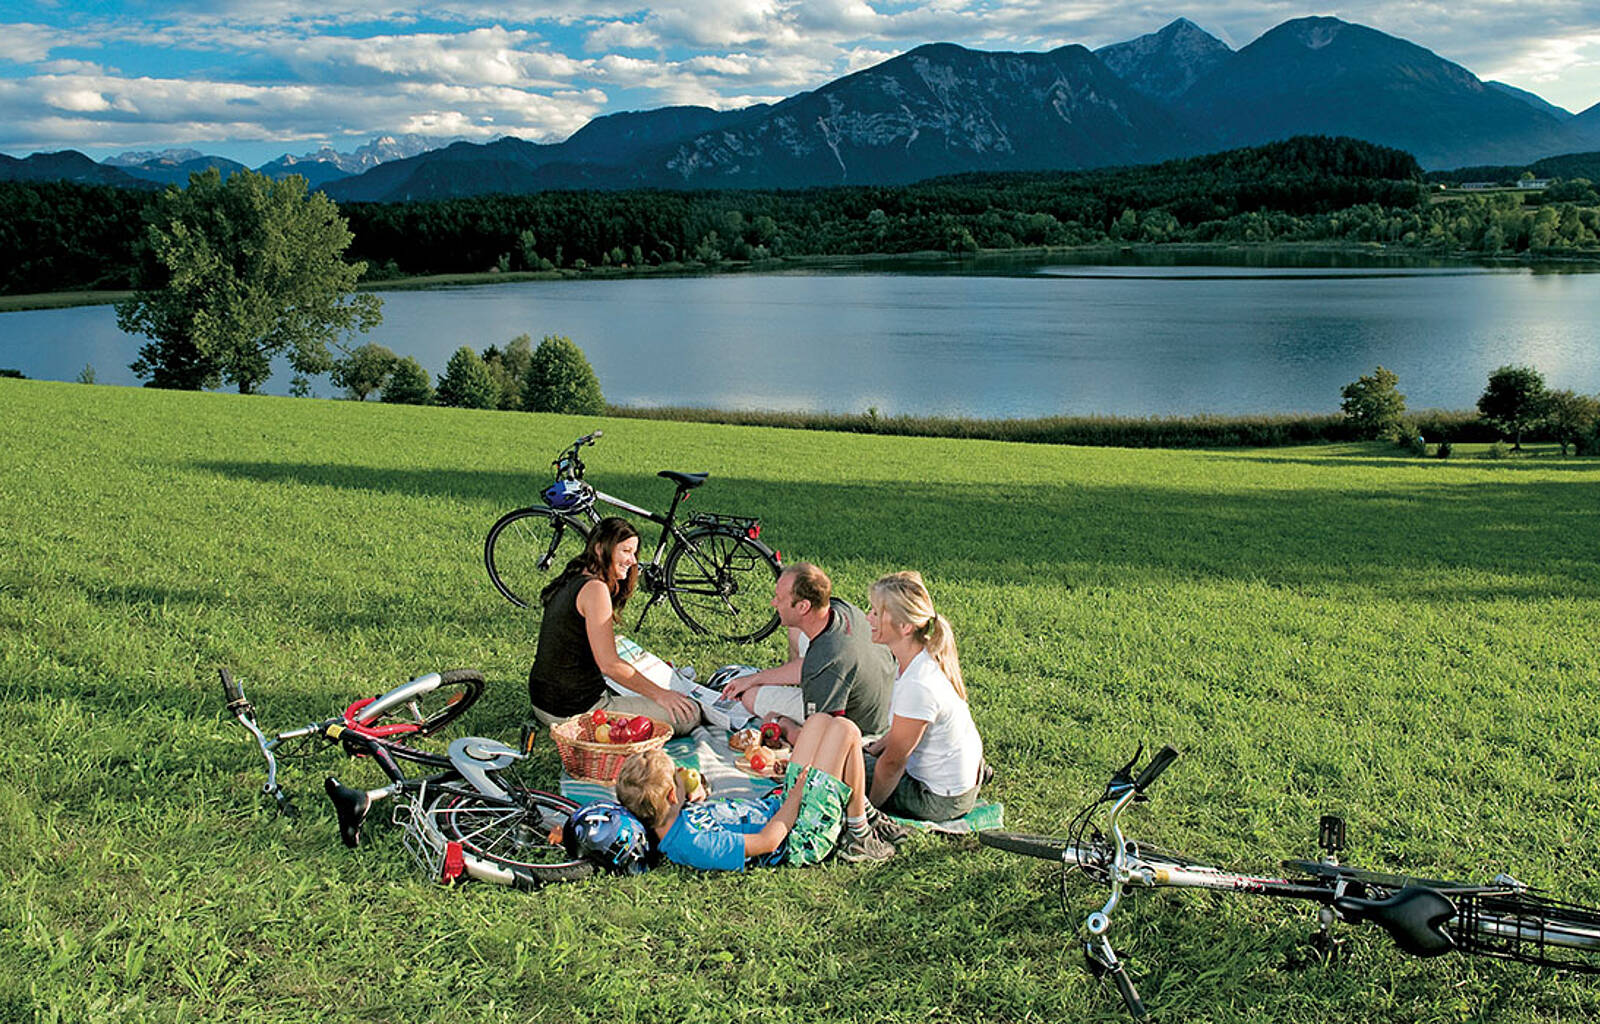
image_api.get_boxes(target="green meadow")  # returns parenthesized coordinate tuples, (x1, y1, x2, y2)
(2, 378, 1598, 1023)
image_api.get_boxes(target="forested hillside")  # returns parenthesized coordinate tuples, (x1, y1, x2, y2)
(4, 136, 1597, 296)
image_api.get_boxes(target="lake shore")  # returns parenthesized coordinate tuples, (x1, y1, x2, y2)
(6, 241, 1595, 313)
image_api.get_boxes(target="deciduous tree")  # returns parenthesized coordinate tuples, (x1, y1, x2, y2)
(331, 343, 397, 401)
(117, 168, 382, 392)
(523, 335, 604, 415)
(1339, 365, 1407, 440)
(436, 346, 500, 409)
(1542, 388, 1600, 455)
(381, 356, 434, 405)
(1477, 364, 1548, 450)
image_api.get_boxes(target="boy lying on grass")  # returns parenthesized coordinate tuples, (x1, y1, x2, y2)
(615, 713, 895, 870)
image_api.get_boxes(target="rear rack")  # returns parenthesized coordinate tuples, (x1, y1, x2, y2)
(687, 512, 762, 539)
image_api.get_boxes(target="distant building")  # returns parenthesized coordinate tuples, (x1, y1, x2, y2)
(1517, 178, 1552, 189)
(1460, 182, 1498, 190)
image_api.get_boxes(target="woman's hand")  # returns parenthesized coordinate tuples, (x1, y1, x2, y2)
(654, 687, 700, 724)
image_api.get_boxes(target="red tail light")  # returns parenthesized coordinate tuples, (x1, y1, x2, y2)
(442, 841, 465, 884)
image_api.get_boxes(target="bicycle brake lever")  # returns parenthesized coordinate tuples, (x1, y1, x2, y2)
(1106, 743, 1143, 796)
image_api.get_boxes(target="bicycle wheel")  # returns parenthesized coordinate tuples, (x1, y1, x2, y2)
(485, 508, 589, 608)
(423, 786, 596, 888)
(663, 526, 781, 642)
(979, 831, 1105, 868)
(345, 669, 484, 740)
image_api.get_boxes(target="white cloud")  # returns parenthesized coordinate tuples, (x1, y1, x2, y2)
(5, 1, 1600, 161)
(0, 22, 87, 63)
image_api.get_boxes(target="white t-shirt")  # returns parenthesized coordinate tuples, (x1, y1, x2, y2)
(892, 650, 983, 797)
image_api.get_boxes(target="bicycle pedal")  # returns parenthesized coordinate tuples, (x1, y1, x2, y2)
(518, 720, 539, 755)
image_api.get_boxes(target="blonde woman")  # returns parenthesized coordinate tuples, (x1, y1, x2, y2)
(864, 571, 986, 821)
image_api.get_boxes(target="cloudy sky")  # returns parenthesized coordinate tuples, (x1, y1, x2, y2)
(4, 1, 1599, 166)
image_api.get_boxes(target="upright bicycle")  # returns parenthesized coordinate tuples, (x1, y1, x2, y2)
(979, 745, 1600, 1020)
(221, 668, 593, 888)
(485, 430, 783, 643)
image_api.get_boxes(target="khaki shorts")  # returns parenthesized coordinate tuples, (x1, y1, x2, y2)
(752, 684, 805, 722)
(864, 753, 980, 822)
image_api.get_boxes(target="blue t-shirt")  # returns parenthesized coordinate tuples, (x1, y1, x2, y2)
(658, 796, 785, 871)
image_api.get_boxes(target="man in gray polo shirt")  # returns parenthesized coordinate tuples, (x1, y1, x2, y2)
(719, 562, 893, 742)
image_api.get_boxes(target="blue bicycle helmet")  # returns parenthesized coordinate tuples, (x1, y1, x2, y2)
(562, 801, 651, 875)
(543, 478, 594, 511)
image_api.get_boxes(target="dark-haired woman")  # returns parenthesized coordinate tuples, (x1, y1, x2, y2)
(528, 517, 701, 736)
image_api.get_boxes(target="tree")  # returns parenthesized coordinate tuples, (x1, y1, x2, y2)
(1542, 389, 1600, 455)
(381, 356, 434, 405)
(482, 334, 533, 411)
(1339, 365, 1407, 440)
(435, 346, 500, 409)
(1477, 364, 1548, 450)
(116, 167, 382, 392)
(331, 343, 397, 400)
(523, 334, 604, 415)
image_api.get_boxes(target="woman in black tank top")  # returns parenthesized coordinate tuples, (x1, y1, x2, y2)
(527, 517, 701, 734)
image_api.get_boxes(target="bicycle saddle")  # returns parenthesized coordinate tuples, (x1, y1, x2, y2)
(325, 776, 371, 849)
(1334, 885, 1457, 957)
(658, 471, 708, 489)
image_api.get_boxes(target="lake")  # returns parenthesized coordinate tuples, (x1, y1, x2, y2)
(3, 254, 1598, 417)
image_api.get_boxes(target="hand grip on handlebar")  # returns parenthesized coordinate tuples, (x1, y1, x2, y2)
(220, 667, 244, 704)
(1133, 745, 1180, 793)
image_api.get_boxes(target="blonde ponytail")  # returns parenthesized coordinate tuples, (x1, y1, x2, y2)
(920, 612, 965, 701)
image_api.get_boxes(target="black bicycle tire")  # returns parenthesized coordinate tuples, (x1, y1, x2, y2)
(485, 508, 590, 608)
(425, 786, 595, 887)
(979, 831, 1103, 866)
(355, 668, 485, 739)
(662, 525, 782, 643)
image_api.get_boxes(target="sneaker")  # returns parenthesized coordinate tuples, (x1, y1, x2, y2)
(835, 827, 896, 863)
(866, 805, 911, 846)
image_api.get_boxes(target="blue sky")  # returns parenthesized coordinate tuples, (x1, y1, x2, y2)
(3, 2, 1598, 166)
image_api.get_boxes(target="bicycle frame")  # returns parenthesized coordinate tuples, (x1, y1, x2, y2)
(489, 430, 781, 641)
(221, 668, 588, 887)
(221, 666, 477, 811)
(981, 745, 1600, 1021)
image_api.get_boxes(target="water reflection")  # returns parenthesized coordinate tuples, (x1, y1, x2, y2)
(2, 256, 1597, 418)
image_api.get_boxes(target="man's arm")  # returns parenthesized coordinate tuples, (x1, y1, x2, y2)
(720, 657, 802, 700)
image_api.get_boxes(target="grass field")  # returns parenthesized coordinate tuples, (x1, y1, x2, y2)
(2, 379, 1598, 1024)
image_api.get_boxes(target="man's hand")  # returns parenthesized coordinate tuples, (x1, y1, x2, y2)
(720, 675, 759, 700)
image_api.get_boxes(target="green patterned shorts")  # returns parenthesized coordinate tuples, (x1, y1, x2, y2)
(775, 761, 849, 866)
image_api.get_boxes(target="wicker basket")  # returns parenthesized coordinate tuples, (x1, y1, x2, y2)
(550, 714, 671, 783)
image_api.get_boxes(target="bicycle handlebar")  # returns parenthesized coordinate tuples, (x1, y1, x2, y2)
(1134, 746, 1180, 793)
(220, 667, 244, 704)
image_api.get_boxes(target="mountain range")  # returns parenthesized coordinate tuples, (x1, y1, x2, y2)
(5, 16, 1599, 201)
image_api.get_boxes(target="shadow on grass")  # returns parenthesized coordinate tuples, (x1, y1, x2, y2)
(191, 459, 1600, 604)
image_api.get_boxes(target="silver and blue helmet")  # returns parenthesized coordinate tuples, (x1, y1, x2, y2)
(562, 800, 651, 875)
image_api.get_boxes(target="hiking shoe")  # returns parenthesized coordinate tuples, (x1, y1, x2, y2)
(836, 827, 896, 863)
(866, 805, 911, 846)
